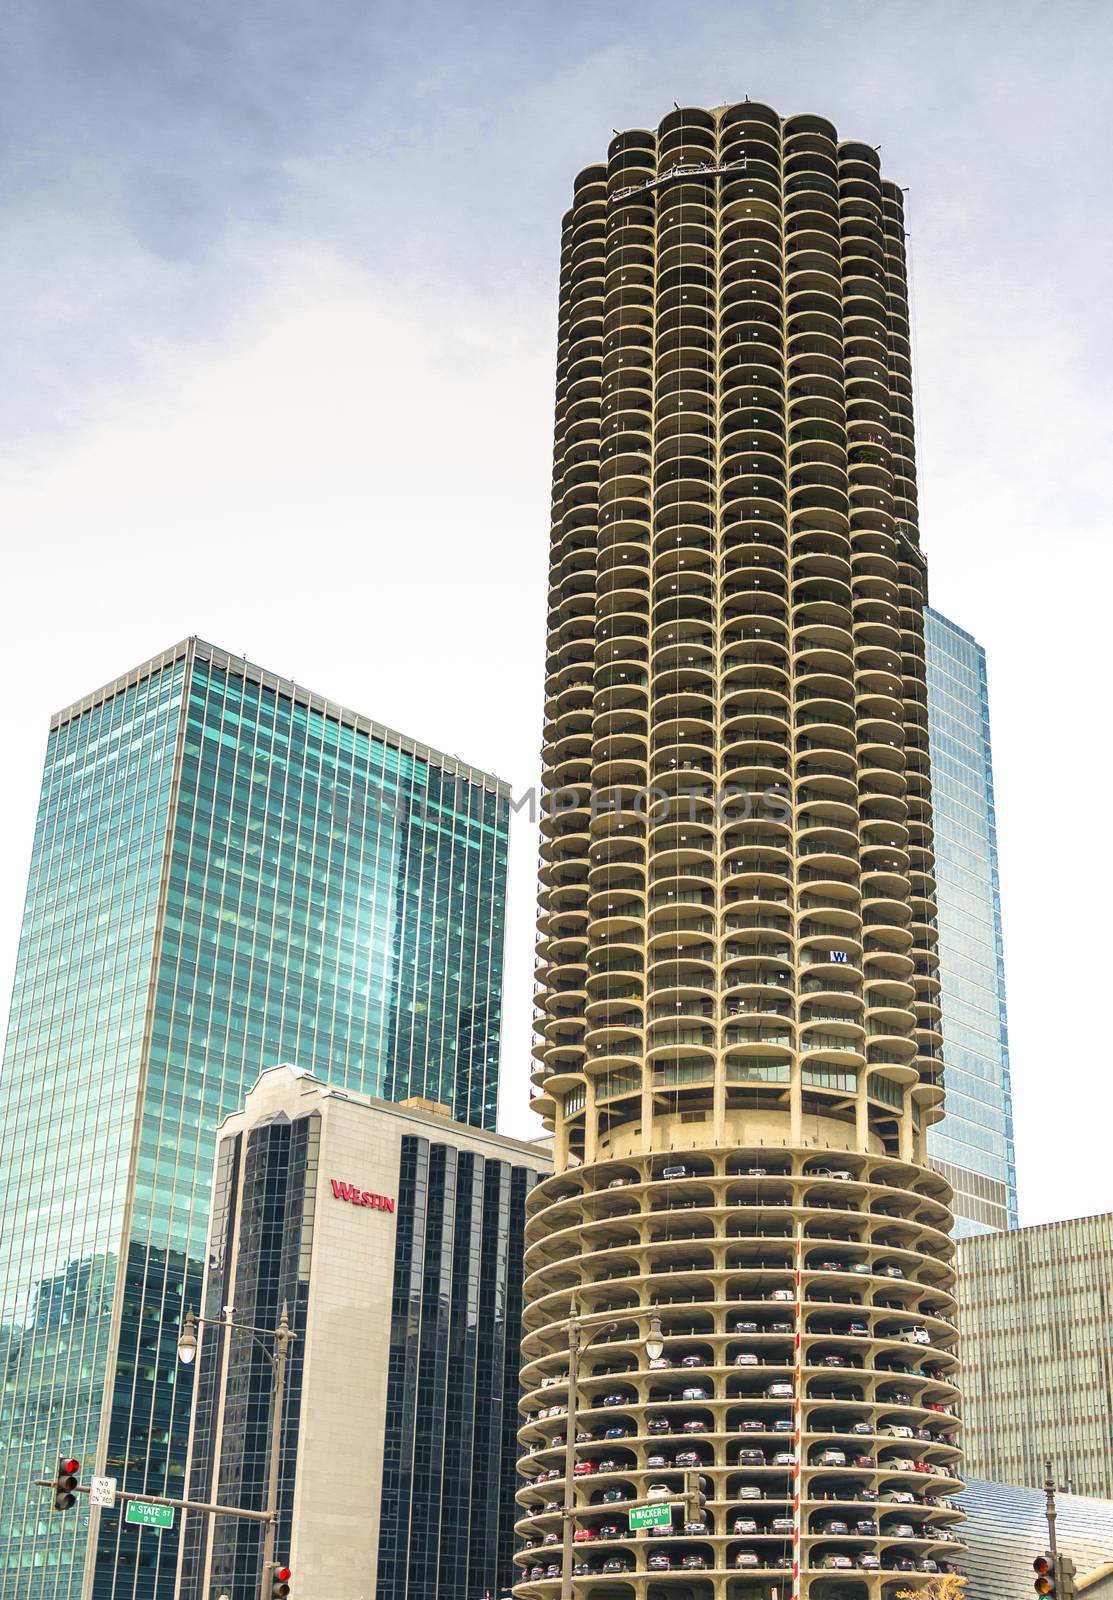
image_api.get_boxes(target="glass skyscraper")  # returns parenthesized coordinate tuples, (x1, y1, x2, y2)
(0, 637, 509, 1600)
(925, 608, 1017, 1234)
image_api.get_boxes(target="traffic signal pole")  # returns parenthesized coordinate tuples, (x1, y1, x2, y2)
(177, 1299, 295, 1600)
(35, 1302, 297, 1599)
(553, 1307, 699, 1596)
(560, 1312, 582, 1600)
(559, 1301, 618, 1600)
(259, 1306, 292, 1600)
(1036, 1461, 1078, 1600)
(33, 1477, 274, 1524)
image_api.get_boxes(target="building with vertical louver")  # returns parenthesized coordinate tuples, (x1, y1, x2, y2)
(515, 100, 965, 1599)
(957, 1215, 1113, 1498)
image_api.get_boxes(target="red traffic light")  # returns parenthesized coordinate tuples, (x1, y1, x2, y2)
(277, 1571, 292, 1583)
(1034, 1554, 1056, 1596)
(52, 1456, 81, 1512)
(271, 1567, 292, 1597)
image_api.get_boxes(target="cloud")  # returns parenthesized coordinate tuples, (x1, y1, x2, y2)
(2, 0, 1113, 1200)
(909, 251, 1113, 1227)
(0, 242, 555, 1136)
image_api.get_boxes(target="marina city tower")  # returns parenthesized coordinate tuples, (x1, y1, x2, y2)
(516, 102, 965, 1598)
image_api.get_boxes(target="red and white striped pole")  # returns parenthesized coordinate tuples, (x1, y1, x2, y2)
(792, 1225, 803, 1600)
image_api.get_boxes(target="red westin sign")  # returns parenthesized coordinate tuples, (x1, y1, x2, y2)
(330, 1179, 395, 1212)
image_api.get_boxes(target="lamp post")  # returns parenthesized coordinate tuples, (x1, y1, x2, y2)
(1044, 1458, 1058, 1562)
(559, 1306, 664, 1600)
(178, 1303, 294, 1600)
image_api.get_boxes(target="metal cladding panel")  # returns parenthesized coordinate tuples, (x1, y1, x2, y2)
(959, 1476, 1113, 1600)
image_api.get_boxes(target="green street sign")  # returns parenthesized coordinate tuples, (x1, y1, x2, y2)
(124, 1501, 174, 1530)
(629, 1502, 673, 1531)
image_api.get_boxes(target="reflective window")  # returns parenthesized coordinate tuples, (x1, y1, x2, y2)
(925, 609, 1016, 1235)
(0, 644, 509, 1599)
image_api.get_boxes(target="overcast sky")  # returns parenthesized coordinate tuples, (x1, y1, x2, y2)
(1, 0, 1110, 1225)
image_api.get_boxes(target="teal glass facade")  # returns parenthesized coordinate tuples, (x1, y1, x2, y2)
(0, 639, 509, 1600)
(924, 608, 1017, 1235)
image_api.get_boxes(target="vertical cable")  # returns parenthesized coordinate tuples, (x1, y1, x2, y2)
(792, 1218, 804, 1600)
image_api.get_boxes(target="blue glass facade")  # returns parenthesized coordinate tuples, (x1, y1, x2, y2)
(177, 1112, 318, 1600)
(925, 608, 1017, 1235)
(377, 1137, 533, 1600)
(0, 638, 509, 1600)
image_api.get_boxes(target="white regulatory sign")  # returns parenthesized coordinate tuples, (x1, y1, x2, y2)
(89, 1476, 117, 1509)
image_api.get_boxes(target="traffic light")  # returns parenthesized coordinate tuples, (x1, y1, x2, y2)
(270, 1565, 292, 1598)
(683, 1471, 707, 1524)
(52, 1457, 81, 1513)
(1034, 1554, 1055, 1596)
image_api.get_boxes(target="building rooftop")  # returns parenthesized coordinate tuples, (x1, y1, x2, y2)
(957, 1210, 1113, 1249)
(961, 1476, 1113, 1600)
(50, 635, 510, 794)
(229, 1063, 552, 1166)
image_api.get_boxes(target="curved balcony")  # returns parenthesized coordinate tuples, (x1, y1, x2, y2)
(517, 1155, 960, 1593)
(532, 99, 953, 1600)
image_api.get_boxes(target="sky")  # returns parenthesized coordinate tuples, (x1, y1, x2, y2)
(1, 0, 1110, 1226)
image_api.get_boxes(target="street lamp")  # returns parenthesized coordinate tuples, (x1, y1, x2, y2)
(644, 1314, 664, 1363)
(559, 1304, 666, 1600)
(178, 1303, 295, 1600)
(177, 1309, 199, 1365)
